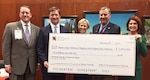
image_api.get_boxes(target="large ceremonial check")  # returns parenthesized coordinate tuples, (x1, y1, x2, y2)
(48, 33, 136, 76)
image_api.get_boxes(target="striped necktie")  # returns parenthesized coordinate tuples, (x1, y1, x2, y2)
(100, 26, 105, 34)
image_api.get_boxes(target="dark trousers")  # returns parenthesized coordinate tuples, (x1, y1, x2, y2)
(74, 74, 92, 80)
(118, 69, 142, 80)
(93, 76, 115, 80)
(9, 65, 35, 80)
(41, 65, 66, 80)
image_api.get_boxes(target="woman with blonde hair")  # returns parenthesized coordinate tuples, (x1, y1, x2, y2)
(74, 18, 92, 80)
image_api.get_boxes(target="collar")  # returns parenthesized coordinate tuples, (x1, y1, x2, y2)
(100, 21, 109, 28)
(50, 22, 60, 28)
(20, 20, 31, 26)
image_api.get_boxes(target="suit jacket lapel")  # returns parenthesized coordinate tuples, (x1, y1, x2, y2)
(17, 21, 28, 45)
(18, 21, 31, 46)
(47, 24, 52, 33)
(93, 24, 101, 34)
(95, 24, 100, 34)
(44, 24, 52, 43)
(60, 25, 63, 33)
(103, 22, 111, 33)
(29, 24, 35, 47)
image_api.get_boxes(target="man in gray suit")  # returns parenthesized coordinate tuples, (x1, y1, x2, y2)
(2, 5, 40, 80)
(92, 7, 120, 80)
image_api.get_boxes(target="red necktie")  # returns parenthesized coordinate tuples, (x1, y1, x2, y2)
(100, 26, 105, 34)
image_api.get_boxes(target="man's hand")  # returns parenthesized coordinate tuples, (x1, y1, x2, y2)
(5, 65, 11, 73)
(43, 61, 48, 68)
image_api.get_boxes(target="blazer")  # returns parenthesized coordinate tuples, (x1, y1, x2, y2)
(93, 22, 120, 34)
(2, 21, 40, 75)
(127, 34, 147, 69)
(37, 24, 70, 63)
(118, 34, 148, 80)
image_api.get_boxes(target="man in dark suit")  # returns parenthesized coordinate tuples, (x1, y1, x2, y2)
(2, 5, 40, 80)
(37, 6, 70, 80)
(93, 6, 120, 34)
(92, 7, 120, 80)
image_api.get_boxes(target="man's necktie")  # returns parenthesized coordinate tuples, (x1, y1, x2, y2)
(25, 24, 30, 43)
(54, 26, 57, 33)
(100, 26, 105, 34)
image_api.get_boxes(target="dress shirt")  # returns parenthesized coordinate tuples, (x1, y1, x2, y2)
(21, 20, 31, 35)
(50, 22, 60, 33)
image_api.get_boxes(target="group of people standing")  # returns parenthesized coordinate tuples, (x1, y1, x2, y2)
(2, 5, 148, 80)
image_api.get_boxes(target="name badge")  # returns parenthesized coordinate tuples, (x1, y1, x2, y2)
(14, 30, 22, 39)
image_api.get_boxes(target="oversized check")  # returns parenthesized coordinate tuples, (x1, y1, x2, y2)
(48, 33, 136, 76)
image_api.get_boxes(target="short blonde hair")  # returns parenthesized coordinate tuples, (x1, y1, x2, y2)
(78, 18, 90, 29)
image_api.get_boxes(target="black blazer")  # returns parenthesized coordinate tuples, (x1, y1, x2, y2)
(37, 24, 70, 63)
(93, 22, 121, 34)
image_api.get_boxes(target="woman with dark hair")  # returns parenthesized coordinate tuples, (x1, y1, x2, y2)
(118, 16, 148, 80)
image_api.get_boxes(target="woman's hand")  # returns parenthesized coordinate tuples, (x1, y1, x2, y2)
(135, 34, 142, 42)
